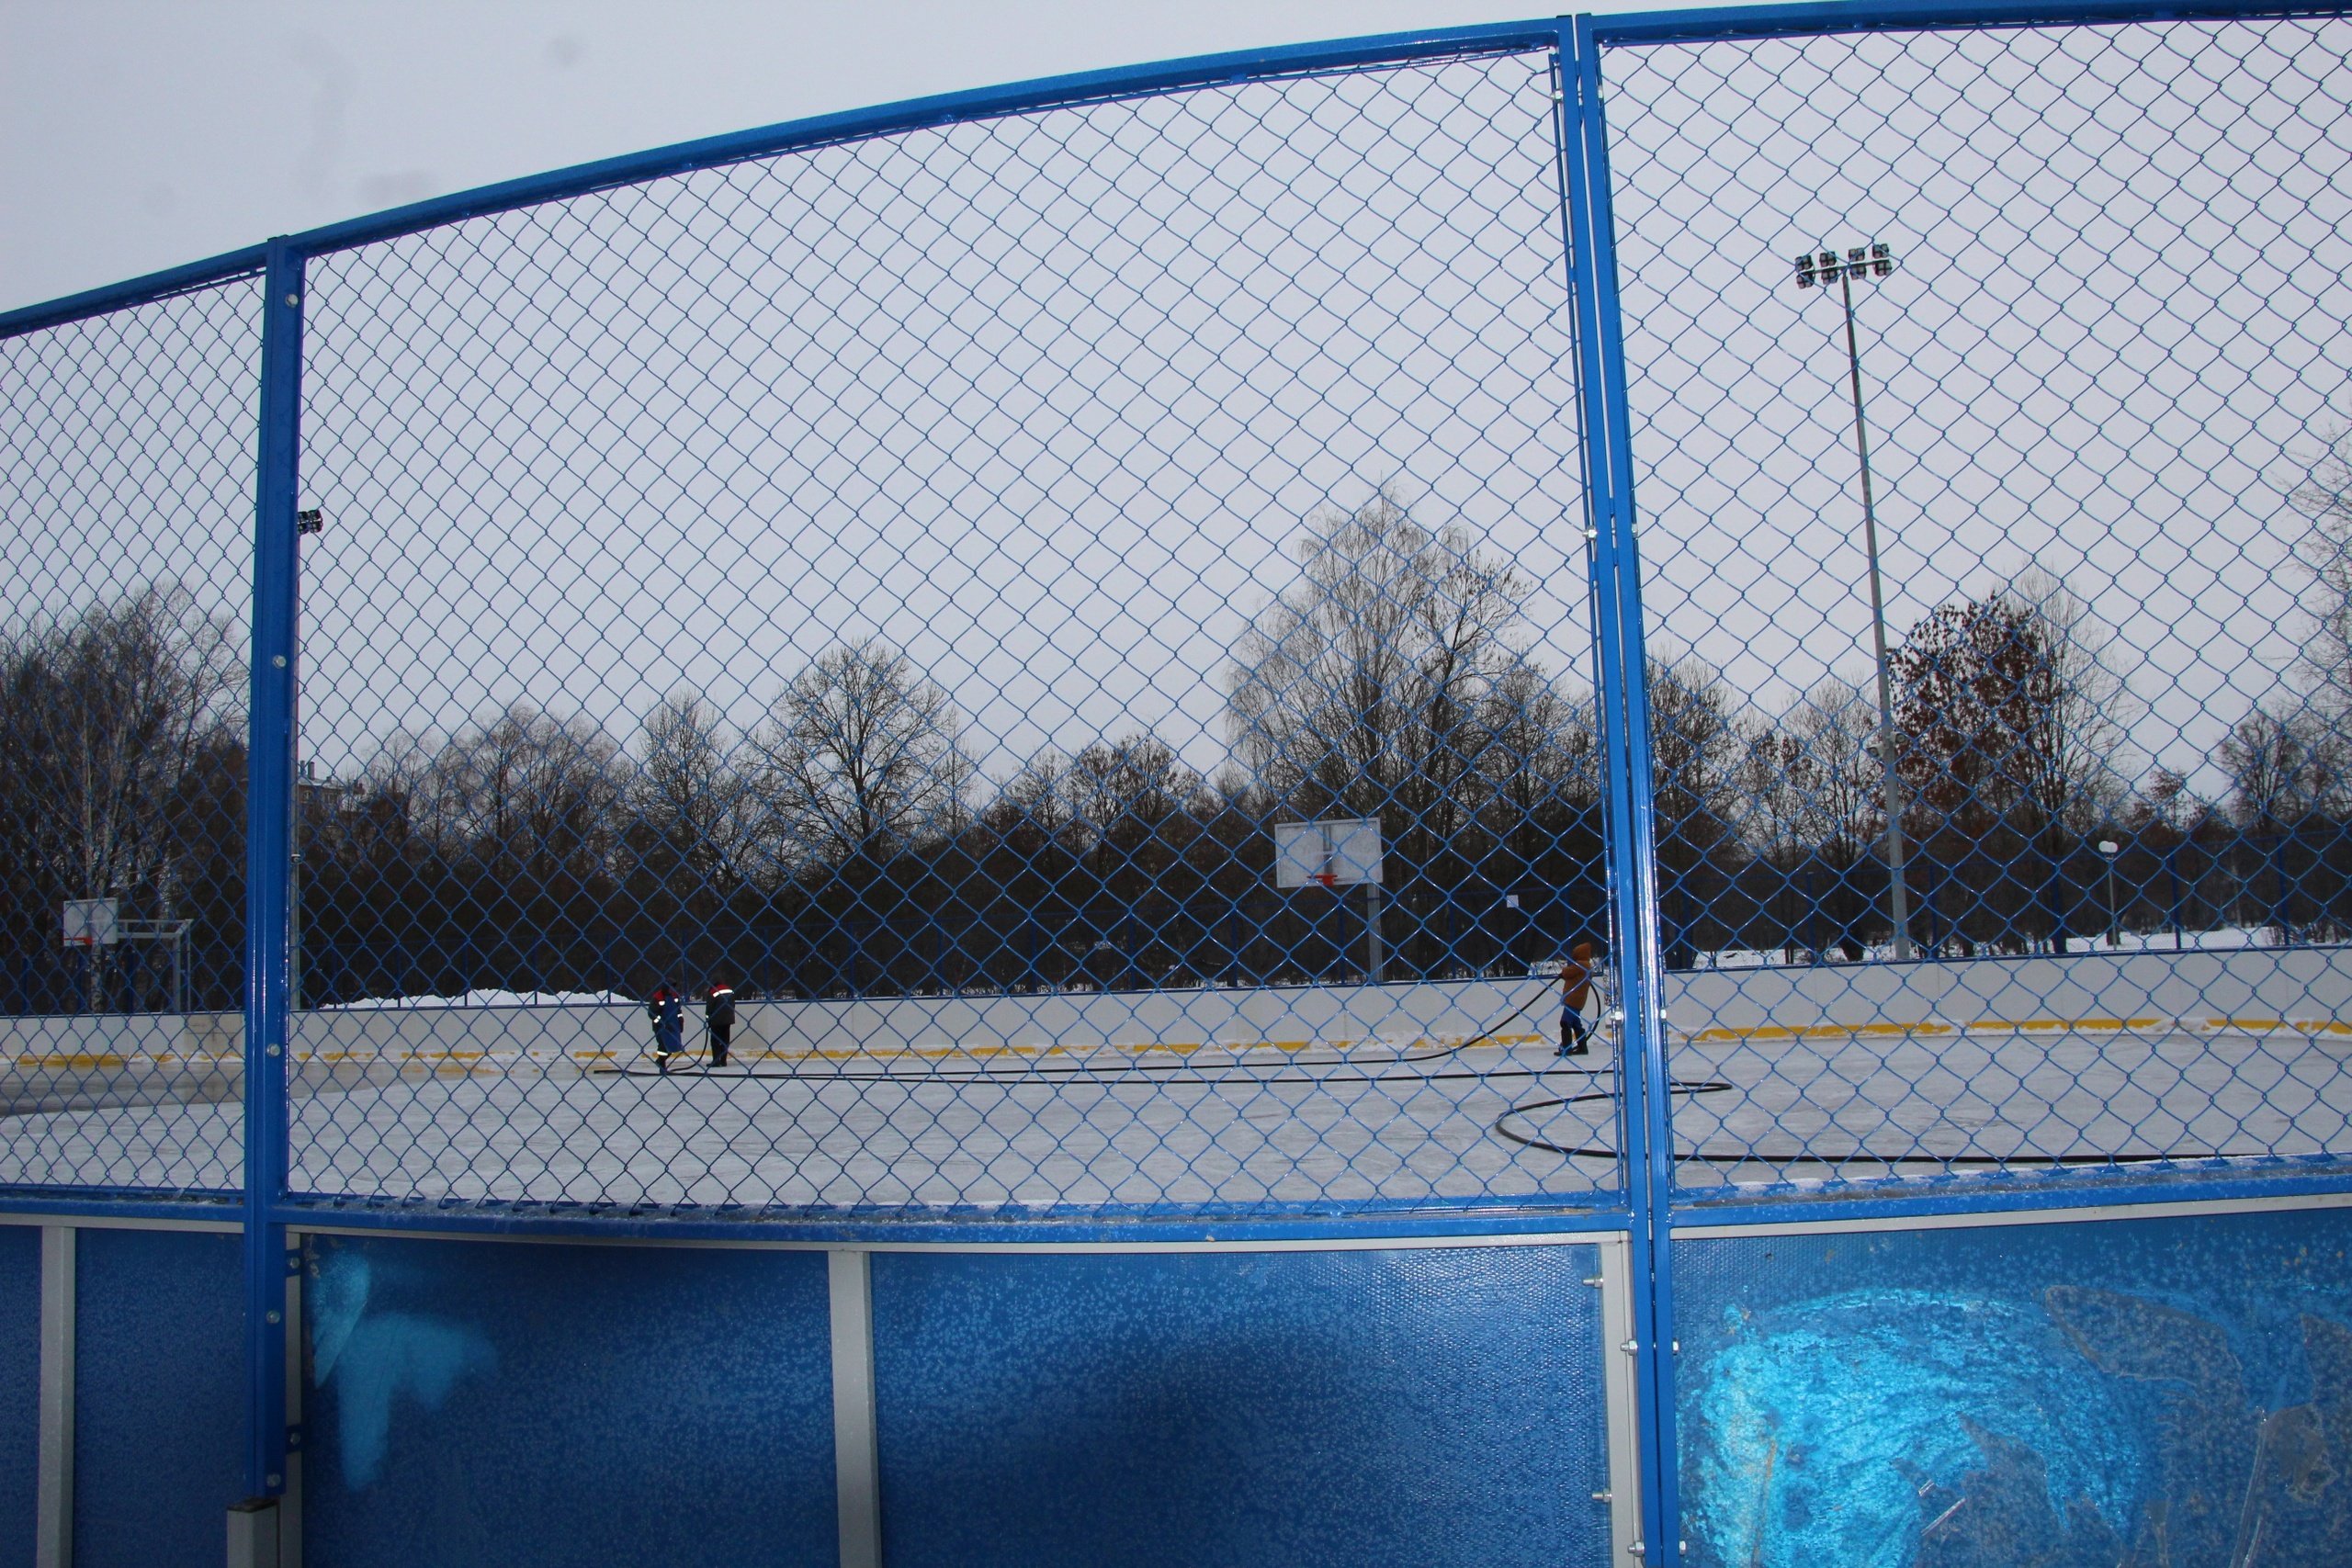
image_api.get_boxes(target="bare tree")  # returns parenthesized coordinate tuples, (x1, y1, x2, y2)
(2220, 707, 2346, 834)
(2290, 427, 2352, 711)
(758, 640, 967, 869)
(634, 692, 759, 895)
(424, 704, 621, 886)
(1476, 665, 1598, 863)
(0, 585, 241, 922)
(1067, 735, 1202, 874)
(981, 750, 1078, 856)
(1752, 678, 1883, 957)
(1646, 656, 1744, 957)
(1226, 491, 1528, 873)
(2006, 568, 2133, 840)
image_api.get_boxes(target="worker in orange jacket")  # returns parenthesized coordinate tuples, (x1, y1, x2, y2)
(1558, 941, 1600, 1058)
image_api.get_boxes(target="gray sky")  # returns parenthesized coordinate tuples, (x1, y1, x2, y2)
(1, 0, 1585, 315)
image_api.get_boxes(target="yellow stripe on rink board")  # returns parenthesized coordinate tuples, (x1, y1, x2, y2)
(1683, 1016, 2347, 1043)
(9, 1054, 247, 1069)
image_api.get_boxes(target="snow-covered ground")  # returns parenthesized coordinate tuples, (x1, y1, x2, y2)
(325, 988, 629, 1010)
(1700, 924, 2312, 970)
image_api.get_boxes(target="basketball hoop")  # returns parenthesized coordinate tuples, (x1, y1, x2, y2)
(62, 897, 118, 951)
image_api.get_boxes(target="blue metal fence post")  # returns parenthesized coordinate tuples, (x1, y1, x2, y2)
(244, 236, 305, 1501)
(1560, 18, 1682, 1562)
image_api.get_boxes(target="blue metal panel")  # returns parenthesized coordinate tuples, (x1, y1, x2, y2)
(1675, 1204, 2352, 1567)
(300, 1234, 835, 1568)
(870, 1245, 1611, 1567)
(71, 1227, 245, 1568)
(0, 1229, 37, 1568)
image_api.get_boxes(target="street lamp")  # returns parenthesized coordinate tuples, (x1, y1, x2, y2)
(2097, 838, 2121, 947)
(1795, 240, 1912, 961)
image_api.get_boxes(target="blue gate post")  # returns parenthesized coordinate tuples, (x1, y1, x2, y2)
(1560, 19, 1682, 1562)
(243, 236, 305, 1506)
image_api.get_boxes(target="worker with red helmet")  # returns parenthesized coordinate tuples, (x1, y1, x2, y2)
(706, 980, 737, 1068)
(649, 985, 684, 1072)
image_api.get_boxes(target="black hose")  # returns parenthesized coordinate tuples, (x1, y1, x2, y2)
(1492, 1081, 2267, 1166)
(602, 996, 1562, 1086)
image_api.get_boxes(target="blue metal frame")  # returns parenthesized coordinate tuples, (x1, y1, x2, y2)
(0, 244, 266, 343)
(0, 1193, 243, 1225)
(276, 21, 1562, 262)
(1591, 0, 2350, 44)
(265, 1199, 1635, 1248)
(1558, 17, 1685, 1561)
(1672, 1155, 2352, 1227)
(242, 237, 305, 1501)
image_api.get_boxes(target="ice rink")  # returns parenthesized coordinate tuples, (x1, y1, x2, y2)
(5, 1010, 2349, 1208)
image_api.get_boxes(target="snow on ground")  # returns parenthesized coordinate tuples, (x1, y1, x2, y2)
(1702, 925, 2312, 969)
(325, 989, 629, 1010)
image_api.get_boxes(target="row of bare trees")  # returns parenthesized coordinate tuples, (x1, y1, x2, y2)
(297, 497, 1608, 999)
(0, 587, 245, 1010)
(15, 459, 2352, 1008)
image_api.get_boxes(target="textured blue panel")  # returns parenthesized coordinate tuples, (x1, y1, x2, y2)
(300, 1234, 835, 1568)
(72, 1226, 245, 1568)
(0, 1228, 37, 1568)
(1675, 1204, 2352, 1568)
(872, 1245, 1610, 1568)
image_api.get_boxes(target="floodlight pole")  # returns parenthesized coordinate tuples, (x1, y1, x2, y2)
(1800, 242, 1912, 961)
(2098, 838, 2121, 947)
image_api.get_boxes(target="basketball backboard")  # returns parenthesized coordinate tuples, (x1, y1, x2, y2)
(1273, 818, 1383, 888)
(62, 897, 119, 949)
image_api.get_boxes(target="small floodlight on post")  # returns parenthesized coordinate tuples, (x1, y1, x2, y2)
(1795, 237, 1911, 961)
(2098, 839, 2121, 948)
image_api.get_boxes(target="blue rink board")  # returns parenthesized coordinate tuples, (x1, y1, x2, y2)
(870, 1243, 1611, 1568)
(1675, 1201, 2352, 1568)
(299, 1234, 837, 1568)
(0, 1228, 36, 1568)
(72, 1226, 243, 1568)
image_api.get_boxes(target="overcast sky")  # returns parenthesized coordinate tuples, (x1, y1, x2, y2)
(0, 0, 1603, 315)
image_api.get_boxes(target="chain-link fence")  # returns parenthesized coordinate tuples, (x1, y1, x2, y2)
(0, 275, 262, 1193)
(6, 8, 2351, 1218)
(285, 42, 1612, 1213)
(1603, 12, 2352, 1192)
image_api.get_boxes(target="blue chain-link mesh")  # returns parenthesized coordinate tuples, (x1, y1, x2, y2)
(10, 12, 2352, 1219)
(0, 277, 262, 1193)
(287, 47, 1614, 1213)
(1602, 15, 2352, 1192)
